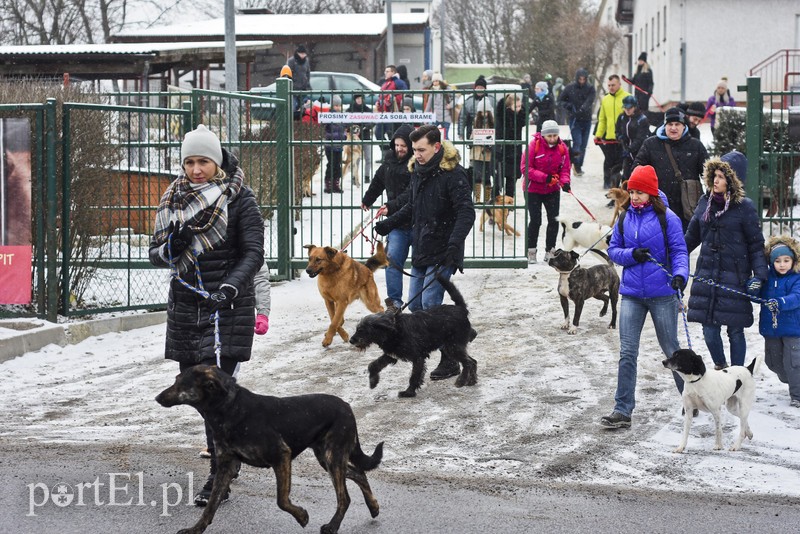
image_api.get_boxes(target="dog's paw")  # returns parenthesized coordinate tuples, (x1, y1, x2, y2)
(713, 444, 722, 451)
(608, 324, 616, 330)
(398, 389, 417, 398)
(560, 321, 570, 331)
(567, 326, 577, 335)
(368, 373, 380, 389)
(729, 445, 741, 452)
(672, 446, 685, 454)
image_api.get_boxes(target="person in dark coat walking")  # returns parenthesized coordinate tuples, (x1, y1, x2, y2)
(684, 157, 768, 369)
(634, 107, 709, 230)
(530, 81, 555, 132)
(287, 44, 311, 119)
(558, 68, 595, 175)
(615, 95, 651, 182)
(361, 124, 414, 309)
(149, 125, 264, 506)
(494, 92, 527, 198)
(374, 124, 475, 380)
(630, 52, 653, 112)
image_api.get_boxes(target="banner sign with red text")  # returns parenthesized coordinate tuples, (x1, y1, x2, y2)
(0, 118, 32, 304)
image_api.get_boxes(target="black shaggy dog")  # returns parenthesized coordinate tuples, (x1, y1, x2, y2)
(349, 276, 478, 398)
(156, 365, 383, 534)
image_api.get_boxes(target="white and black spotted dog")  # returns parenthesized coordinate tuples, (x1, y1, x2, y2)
(556, 215, 612, 251)
(662, 349, 762, 453)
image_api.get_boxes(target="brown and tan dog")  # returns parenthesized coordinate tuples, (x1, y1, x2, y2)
(342, 126, 363, 186)
(479, 195, 521, 236)
(605, 184, 629, 227)
(304, 242, 388, 347)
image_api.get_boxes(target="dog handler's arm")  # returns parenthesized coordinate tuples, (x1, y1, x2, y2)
(223, 190, 265, 299)
(665, 211, 690, 282)
(361, 163, 388, 210)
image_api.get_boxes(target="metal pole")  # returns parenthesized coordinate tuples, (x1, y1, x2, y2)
(439, 0, 445, 75)
(743, 77, 763, 208)
(44, 99, 57, 321)
(224, 0, 240, 149)
(386, 0, 394, 65)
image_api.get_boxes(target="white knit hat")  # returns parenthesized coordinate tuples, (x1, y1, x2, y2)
(181, 124, 222, 166)
(540, 120, 559, 136)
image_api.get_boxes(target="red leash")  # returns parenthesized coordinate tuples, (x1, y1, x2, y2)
(340, 211, 382, 254)
(569, 190, 598, 222)
(621, 76, 666, 112)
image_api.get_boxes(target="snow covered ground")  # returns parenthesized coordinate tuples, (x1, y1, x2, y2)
(2, 123, 799, 500)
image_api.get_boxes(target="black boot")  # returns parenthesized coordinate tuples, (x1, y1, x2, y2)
(430, 354, 460, 381)
(194, 452, 230, 507)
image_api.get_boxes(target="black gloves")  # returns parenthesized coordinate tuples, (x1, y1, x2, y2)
(208, 285, 236, 314)
(168, 221, 193, 258)
(374, 220, 391, 236)
(671, 275, 686, 291)
(442, 245, 459, 267)
(632, 247, 650, 263)
(561, 182, 571, 193)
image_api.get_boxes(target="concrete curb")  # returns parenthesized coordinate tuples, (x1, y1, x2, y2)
(0, 312, 166, 364)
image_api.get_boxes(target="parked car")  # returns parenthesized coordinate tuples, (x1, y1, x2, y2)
(250, 71, 423, 120)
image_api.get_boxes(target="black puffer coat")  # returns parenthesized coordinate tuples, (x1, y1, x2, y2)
(633, 126, 708, 225)
(684, 159, 768, 328)
(149, 152, 264, 364)
(381, 142, 475, 268)
(495, 98, 527, 179)
(557, 68, 596, 122)
(361, 124, 413, 228)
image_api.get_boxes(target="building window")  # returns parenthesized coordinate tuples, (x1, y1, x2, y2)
(657, 11, 660, 46)
(651, 17, 655, 51)
(663, 6, 667, 42)
(645, 23, 648, 55)
(410, 8, 424, 13)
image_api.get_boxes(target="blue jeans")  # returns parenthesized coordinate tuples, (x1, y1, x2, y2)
(385, 227, 412, 308)
(614, 294, 683, 417)
(407, 264, 455, 311)
(702, 324, 746, 367)
(436, 121, 451, 140)
(569, 118, 591, 168)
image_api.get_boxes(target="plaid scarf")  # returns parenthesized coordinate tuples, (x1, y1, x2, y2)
(153, 167, 244, 273)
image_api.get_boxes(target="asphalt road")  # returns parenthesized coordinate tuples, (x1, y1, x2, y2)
(3, 441, 799, 534)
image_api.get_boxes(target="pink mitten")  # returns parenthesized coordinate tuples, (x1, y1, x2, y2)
(254, 314, 269, 335)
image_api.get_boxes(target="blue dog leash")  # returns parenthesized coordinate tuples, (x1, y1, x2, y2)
(167, 234, 223, 368)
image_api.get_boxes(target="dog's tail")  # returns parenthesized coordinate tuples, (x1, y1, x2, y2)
(588, 248, 613, 266)
(365, 241, 389, 272)
(350, 440, 384, 471)
(435, 274, 468, 310)
(746, 353, 764, 376)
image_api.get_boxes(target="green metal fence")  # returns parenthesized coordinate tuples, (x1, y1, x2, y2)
(741, 77, 800, 236)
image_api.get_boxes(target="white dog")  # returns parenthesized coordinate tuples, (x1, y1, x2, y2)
(556, 215, 611, 251)
(662, 349, 761, 453)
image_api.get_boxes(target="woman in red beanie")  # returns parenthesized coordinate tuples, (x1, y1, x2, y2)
(600, 165, 690, 429)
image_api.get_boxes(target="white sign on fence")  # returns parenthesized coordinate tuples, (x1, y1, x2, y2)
(472, 128, 496, 145)
(318, 112, 436, 124)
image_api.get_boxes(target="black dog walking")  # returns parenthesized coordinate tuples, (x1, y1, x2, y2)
(349, 276, 478, 398)
(156, 366, 384, 534)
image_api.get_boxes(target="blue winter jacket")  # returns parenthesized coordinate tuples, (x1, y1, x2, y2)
(759, 269, 800, 338)
(608, 193, 689, 298)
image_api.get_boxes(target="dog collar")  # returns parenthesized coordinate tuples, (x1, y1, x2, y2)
(689, 376, 702, 383)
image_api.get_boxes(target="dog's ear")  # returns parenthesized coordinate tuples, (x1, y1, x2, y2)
(201, 367, 231, 397)
(303, 244, 316, 253)
(572, 221, 582, 230)
(621, 180, 628, 190)
(323, 246, 338, 259)
(569, 250, 579, 261)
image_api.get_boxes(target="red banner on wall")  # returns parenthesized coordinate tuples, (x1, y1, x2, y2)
(0, 246, 32, 304)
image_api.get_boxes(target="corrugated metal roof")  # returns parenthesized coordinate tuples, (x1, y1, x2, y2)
(116, 12, 429, 38)
(0, 40, 272, 56)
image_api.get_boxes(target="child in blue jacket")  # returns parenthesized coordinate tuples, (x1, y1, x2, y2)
(759, 235, 800, 408)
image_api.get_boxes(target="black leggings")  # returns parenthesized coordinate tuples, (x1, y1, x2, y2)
(526, 190, 560, 250)
(179, 357, 240, 458)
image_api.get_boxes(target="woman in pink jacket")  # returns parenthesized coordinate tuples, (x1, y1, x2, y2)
(521, 120, 571, 264)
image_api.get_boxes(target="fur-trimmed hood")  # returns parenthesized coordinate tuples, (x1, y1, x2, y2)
(703, 158, 745, 203)
(765, 235, 800, 273)
(407, 140, 461, 172)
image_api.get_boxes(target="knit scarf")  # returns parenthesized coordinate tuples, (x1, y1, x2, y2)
(153, 167, 244, 273)
(702, 191, 730, 222)
(413, 147, 445, 176)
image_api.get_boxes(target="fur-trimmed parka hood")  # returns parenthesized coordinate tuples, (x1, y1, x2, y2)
(407, 140, 461, 172)
(703, 158, 745, 203)
(765, 235, 800, 273)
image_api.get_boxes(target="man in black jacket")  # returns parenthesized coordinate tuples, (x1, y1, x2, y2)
(558, 68, 595, 176)
(375, 124, 475, 380)
(615, 95, 651, 183)
(361, 124, 414, 309)
(634, 107, 709, 230)
(287, 45, 311, 119)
